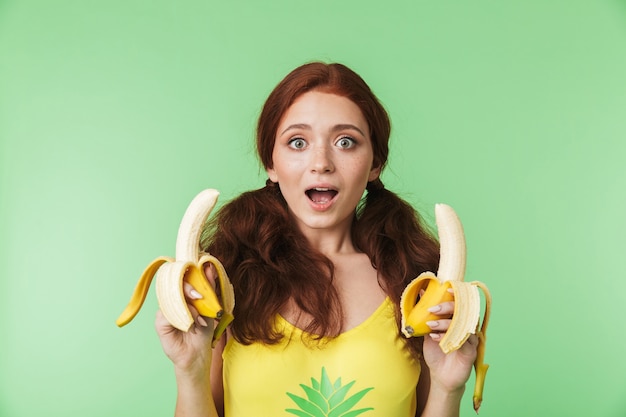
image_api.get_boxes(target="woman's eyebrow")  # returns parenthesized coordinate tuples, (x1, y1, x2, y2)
(280, 123, 311, 135)
(280, 123, 366, 136)
(331, 124, 366, 137)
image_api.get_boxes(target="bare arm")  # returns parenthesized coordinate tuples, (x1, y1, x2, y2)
(415, 359, 464, 417)
(174, 363, 219, 417)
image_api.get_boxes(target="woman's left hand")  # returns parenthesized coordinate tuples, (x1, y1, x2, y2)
(421, 299, 478, 393)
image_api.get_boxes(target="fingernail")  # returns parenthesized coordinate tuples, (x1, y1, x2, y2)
(190, 289, 203, 300)
(428, 305, 441, 313)
(426, 320, 439, 328)
(430, 333, 441, 341)
(197, 316, 208, 327)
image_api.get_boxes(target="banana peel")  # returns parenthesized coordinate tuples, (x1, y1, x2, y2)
(116, 189, 235, 347)
(400, 204, 491, 413)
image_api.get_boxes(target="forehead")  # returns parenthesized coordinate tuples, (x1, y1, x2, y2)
(278, 91, 369, 132)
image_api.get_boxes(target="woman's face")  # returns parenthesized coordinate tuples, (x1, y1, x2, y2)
(267, 91, 380, 239)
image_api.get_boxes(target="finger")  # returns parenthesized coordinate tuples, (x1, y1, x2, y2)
(156, 298, 210, 332)
(186, 302, 210, 328)
(184, 282, 203, 301)
(203, 263, 217, 288)
(427, 301, 454, 317)
(458, 334, 479, 360)
(155, 309, 180, 335)
(429, 332, 442, 342)
(155, 309, 169, 327)
(465, 334, 479, 347)
(426, 319, 452, 332)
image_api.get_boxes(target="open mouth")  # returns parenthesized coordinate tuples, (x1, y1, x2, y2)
(305, 187, 338, 204)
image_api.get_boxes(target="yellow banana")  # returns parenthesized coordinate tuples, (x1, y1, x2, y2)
(400, 203, 491, 413)
(116, 189, 235, 347)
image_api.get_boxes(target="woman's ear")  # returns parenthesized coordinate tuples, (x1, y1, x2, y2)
(266, 166, 278, 183)
(368, 165, 381, 182)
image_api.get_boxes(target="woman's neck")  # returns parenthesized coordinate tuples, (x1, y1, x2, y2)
(298, 224, 358, 256)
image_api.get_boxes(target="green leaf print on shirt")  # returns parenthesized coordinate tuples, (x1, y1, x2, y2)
(285, 367, 374, 417)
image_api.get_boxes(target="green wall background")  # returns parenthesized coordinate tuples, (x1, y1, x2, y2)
(1, 1, 625, 416)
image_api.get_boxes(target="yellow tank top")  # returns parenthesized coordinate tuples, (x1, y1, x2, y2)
(222, 297, 420, 416)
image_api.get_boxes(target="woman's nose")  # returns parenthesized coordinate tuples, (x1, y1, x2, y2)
(310, 146, 334, 173)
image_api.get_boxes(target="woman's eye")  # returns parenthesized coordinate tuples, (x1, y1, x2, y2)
(336, 137, 356, 149)
(288, 138, 307, 149)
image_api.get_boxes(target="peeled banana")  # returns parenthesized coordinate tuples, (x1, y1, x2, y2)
(116, 189, 235, 347)
(400, 204, 491, 413)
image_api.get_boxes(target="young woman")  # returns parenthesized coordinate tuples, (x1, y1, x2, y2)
(155, 62, 478, 417)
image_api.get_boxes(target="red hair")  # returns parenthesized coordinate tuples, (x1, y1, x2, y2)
(202, 62, 439, 358)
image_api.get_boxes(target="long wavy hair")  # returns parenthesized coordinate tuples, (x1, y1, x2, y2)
(201, 62, 439, 358)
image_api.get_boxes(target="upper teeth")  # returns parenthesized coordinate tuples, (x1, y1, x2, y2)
(314, 188, 329, 191)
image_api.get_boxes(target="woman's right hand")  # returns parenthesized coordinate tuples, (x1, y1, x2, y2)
(155, 265, 218, 375)
(157, 264, 224, 417)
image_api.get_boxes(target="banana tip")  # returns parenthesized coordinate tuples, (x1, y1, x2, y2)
(473, 398, 482, 414)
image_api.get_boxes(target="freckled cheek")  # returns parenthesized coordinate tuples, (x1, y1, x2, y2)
(282, 160, 305, 173)
(272, 152, 304, 174)
(347, 157, 375, 178)
(273, 162, 306, 187)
